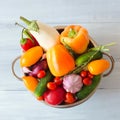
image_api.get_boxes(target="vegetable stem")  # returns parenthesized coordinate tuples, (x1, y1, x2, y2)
(20, 16, 39, 32)
(68, 29, 77, 38)
(20, 16, 31, 25)
(89, 42, 116, 52)
(15, 22, 26, 29)
(23, 29, 32, 39)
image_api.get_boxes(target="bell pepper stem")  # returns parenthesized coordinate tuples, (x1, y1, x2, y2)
(20, 16, 31, 25)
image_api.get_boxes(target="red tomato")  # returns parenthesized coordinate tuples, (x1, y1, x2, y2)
(65, 92, 76, 104)
(88, 72, 94, 79)
(83, 77, 92, 86)
(37, 70, 46, 78)
(36, 96, 43, 101)
(44, 87, 66, 105)
(47, 82, 57, 90)
(54, 77, 62, 85)
(80, 70, 88, 78)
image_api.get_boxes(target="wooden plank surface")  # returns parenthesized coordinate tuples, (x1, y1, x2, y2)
(0, 89, 120, 120)
(0, 0, 120, 120)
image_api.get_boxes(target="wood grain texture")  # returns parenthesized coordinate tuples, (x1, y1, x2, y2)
(0, 0, 120, 119)
(0, 89, 120, 120)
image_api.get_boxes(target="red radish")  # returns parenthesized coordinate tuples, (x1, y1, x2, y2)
(44, 87, 66, 105)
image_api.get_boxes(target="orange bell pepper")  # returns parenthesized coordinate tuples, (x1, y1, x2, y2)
(60, 25, 89, 54)
(46, 44, 75, 76)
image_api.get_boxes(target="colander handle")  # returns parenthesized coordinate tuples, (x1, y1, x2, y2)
(12, 56, 22, 81)
(102, 52, 115, 77)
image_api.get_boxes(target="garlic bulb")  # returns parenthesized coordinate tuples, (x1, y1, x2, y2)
(63, 74, 83, 93)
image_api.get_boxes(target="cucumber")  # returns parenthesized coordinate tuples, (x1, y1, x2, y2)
(75, 50, 103, 67)
(34, 71, 53, 97)
(76, 75, 101, 100)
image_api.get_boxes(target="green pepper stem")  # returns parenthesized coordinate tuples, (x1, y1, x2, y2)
(21, 28, 25, 39)
(23, 29, 32, 39)
(20, 16, 31, 25)
(23, 29, 34, 43)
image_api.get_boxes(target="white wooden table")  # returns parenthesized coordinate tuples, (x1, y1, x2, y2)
(0, 0, 120, 120)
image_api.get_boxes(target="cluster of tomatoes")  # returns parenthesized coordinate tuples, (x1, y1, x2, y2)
(36, 70, 94, 105)
(80, 70, 94, 86)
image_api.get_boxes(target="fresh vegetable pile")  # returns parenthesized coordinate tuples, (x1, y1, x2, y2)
(17, 16, 112, 106)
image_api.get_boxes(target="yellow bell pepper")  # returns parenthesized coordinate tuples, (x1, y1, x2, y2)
(87, 59, 110, 75)
(22, 76, 39, 92)
(46, 44, 75, 76)
(20, 46, 43, 67)
(60, 25, 89, 54)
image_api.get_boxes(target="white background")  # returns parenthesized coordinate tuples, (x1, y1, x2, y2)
(0, 0, 120, 120)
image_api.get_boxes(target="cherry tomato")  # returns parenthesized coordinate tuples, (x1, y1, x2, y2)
(47, 82, 57, 90)
(83, 77, 92, 86)
(54, 77, 62, 85)
(37, 70, 46, 78)
(88, 72, 94, 79)
(36, 96, 43, 101)
(65, 92, 76, 104)
(80, 70, 88, 78)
